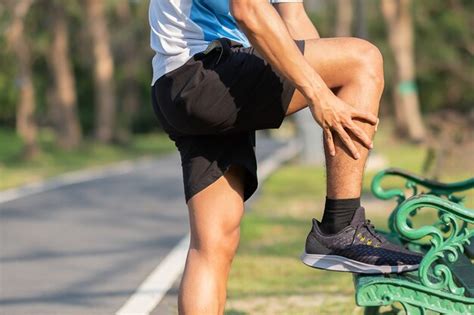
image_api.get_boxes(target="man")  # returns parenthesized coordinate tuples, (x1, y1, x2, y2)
(149, 0, 422, 313)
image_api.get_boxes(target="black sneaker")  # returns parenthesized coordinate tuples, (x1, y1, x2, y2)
(301, 207, 422, 274)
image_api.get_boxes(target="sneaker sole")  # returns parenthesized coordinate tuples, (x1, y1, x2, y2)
(301, 252, 419, 274)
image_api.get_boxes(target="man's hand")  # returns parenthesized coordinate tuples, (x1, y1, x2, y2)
(308, 92, 378, 160)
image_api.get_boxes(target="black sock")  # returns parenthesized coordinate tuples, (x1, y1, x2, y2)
(320, 197, 360, 234)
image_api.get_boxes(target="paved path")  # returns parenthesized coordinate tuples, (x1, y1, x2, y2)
(0, 137, 296, 315)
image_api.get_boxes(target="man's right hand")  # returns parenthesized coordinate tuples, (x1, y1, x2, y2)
(308, 92, 378, 160)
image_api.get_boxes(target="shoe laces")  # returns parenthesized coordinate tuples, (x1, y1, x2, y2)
(354, 220, 385, 244)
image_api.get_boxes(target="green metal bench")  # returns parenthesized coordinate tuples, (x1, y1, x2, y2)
(354, 168, 474, 314)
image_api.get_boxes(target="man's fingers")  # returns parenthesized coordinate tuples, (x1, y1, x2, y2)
(345, 121, 373, 149)
(335, 125, 360, 159)
(351, 110, 378, 125)
(324, 128, 336, 156)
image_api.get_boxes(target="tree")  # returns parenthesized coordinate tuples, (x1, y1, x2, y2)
(85, 0, 117, 143)
(47, 2, 82, 149)
(6, 0, 39, 159)
(114, 0, 140, 143)
(413, 0, 473, 113)
(335, 0, 353, 37)
(381, 0, 426, 141)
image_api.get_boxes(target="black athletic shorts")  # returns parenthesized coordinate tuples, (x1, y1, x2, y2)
(151, 38, 305, 203)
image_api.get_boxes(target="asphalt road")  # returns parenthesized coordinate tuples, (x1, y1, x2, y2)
(0, 136, 290, 315)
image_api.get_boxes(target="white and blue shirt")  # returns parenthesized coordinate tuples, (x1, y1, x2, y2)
(149, 0, 302, 84)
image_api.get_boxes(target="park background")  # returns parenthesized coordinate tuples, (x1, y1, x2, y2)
(0, 0, 473, 314)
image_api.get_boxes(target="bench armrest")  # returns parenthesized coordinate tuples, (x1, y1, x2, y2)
(371, 168, 474, 203)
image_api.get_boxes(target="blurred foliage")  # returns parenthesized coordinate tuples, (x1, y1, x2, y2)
(310, 0, 473, 115)
(0, 3, 17, 127)
(0, 0, 159, 133)
(413, 0, 474, 113)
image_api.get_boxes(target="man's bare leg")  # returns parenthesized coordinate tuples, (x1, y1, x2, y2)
(280, 36, 422, 274)
(323, 60, 383, 199)
(178, 166, 245, 315)
(285, 37, 422, 273)
(285, 37, 384, 205)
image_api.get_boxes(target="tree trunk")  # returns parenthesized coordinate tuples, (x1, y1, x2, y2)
(335, 0, 353, 37)
(85, 0, 117, 143)
(355, 0, 367, 39)
(381, 0, 426, 141)
(6, 0, 39, 159)
(115, 1, 140, 143)
(47, 4, 82, 150)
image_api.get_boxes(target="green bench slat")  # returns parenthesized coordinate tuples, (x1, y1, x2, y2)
(354, 271, 474, 314)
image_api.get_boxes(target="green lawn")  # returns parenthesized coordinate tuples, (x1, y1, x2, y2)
(0, 128, 175, 190)
(225, 121, 473, 314)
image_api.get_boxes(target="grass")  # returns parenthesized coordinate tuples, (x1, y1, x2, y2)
(225, 121, 473, 314)
(0, 128, 175, 190)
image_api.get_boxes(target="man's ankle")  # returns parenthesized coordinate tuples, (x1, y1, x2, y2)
(320, 197, 360, 234)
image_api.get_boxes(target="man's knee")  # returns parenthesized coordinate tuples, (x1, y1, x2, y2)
(186, 165, 244, 263)
(190, 225, 241, 263)
(353, 39, 385, 90)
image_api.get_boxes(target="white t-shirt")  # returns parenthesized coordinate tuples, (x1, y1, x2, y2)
(149, 0, 303, 84)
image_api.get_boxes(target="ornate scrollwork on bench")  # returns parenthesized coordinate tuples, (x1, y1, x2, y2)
(394, 194, 474, 296)
(355, 169, 473, 314)
(370, 168, 474, 235)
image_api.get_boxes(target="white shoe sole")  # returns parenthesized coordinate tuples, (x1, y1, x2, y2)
(301, 252, 419, 274)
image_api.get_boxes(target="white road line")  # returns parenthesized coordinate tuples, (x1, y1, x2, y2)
(115, 235, 190, 315)
(114, 140, 302, 315)
(0, 157, 157, 205)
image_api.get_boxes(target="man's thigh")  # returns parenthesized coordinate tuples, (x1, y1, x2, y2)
(285, 37, 376, 115)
